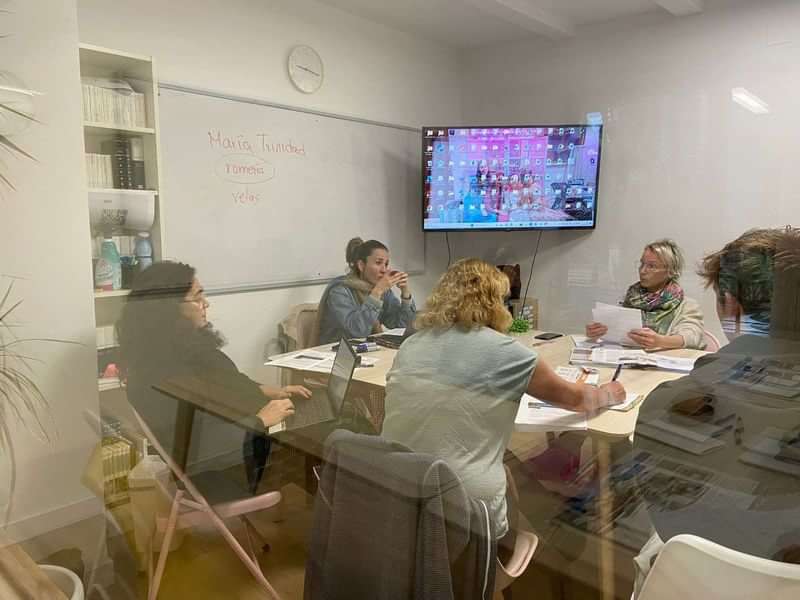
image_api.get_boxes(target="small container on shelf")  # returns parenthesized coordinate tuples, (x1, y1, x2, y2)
(95, 233, 122, 291)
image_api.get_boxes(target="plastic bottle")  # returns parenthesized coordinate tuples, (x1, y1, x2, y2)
(95, 234, 121, 291)
(128, 440, 183, 562)
(134, 231, 153, 272)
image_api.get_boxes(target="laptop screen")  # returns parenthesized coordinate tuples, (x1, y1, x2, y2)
(328, 339, 358, 413)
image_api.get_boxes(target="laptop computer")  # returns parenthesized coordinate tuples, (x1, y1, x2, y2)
(268, 338, 358, 434)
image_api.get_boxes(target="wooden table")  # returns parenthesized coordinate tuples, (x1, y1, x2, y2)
(266, 332, 707, 600)
(0, 542, 67, 600)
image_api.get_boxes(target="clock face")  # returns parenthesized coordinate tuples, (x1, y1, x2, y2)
(288, 45, 324, 94)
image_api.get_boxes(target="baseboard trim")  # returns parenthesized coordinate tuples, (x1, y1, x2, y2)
(4, 495, 103, 544)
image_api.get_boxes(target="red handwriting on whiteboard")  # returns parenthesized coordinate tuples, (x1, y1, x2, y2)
(208, 130, 254, 153)
(232, 188, 260, 206)
(214, 154, 275, 184)
(256, 134, 306, 156)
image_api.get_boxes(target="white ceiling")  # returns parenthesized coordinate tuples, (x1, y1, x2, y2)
(314, 0, 733, 48)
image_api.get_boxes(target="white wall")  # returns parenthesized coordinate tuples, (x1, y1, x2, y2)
(77, 0, 461, 463)
(457, 0, 800, 341)
(0, 0, 101, 540)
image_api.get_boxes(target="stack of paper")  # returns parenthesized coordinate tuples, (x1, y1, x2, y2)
(570, 346, 696, 373)
(591, 302, 643, 346)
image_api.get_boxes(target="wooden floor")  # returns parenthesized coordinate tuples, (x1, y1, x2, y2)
(118, 480, 609, 600)
(20, 450, 616, 600)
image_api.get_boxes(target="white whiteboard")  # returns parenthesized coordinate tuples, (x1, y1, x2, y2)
(158, 86, 424, 291)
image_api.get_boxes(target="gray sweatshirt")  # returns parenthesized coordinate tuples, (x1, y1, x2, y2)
(318, 275, 416, 344)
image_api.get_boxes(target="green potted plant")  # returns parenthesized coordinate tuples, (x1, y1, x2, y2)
(508, 317, 530, 335)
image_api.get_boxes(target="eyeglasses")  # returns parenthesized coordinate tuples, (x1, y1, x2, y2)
(183, 292, 208, 305)
(637, 261, 666, 273)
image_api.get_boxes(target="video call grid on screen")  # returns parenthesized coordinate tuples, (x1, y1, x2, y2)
(422, 125, 602, 232)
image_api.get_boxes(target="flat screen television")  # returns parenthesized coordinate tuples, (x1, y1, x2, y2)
(422, 125, 602, 231)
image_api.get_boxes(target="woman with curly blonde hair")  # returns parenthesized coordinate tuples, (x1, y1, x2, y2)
(382, 258, 625, 544)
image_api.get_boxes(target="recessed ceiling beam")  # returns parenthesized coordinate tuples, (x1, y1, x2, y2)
(653, 0, 704, 17)
(467, 0, 575, 39)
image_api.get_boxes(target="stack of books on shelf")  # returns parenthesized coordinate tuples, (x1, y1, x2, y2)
(85, 152, 114, 188)
(99, 136, 145, 189)
(81, 77, 147, 128)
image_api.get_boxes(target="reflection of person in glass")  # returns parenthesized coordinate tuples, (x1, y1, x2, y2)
(629, 227, 800, 596)
(586, 239, 706, 350)
(117, 262, 310, 494)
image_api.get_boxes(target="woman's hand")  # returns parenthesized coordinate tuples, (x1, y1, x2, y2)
(586, 322, 608, 340)
(372, 271, 406, 298)
(257, 398, 295, 428)
(590, 382, 626, 411)
(260, 384, 312, 400)
(394, 272, 411, 296)
(281, 384, 312, 399)
(627, 328, 663, 349)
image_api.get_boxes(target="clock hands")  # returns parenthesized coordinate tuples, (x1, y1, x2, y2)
(296, 64, 321, 77)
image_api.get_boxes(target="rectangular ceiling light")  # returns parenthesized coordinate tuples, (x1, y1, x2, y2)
(731, 87, 769, 114)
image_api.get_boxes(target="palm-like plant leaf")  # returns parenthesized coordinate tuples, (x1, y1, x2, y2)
(0, 102, 40, 124)
(0, 134, 35, 161)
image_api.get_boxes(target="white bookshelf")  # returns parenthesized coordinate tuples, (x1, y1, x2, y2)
(80, 43, 167, 373)
(83, 122, 156, 136)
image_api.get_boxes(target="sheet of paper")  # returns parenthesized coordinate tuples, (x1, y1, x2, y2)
(592, 302, 643, 345)
(591, 347, 647, 365)
(650, 355, 696, 373)
(608, 393, 643, 412)
(514, 394, 588, 432)
(267, 349, 334, 370)
(570, 334, 601, 349)
(267, 349, 378, 373)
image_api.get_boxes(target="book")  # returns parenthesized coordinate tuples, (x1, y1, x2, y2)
(102, 137, 133, 189)
(85, 152, 114, 188)
(81, 77, 147, 128)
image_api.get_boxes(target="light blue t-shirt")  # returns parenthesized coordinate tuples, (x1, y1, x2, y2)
(382, 326, 538, 537)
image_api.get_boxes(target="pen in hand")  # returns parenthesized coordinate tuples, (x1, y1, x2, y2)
(612, 363, 623, 382)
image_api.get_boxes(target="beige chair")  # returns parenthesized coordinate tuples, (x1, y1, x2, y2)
(278, 303, 320, 388)
(278, 303, 319, 352)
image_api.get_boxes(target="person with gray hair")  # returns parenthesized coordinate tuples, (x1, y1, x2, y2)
(586, 238, 706, 349)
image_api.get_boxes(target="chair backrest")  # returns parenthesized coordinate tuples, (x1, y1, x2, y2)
(306, 430, 496, 600)
(279, 303, 319, 351)
(638, 534, 800, 600)
(703, 329, 722, 352)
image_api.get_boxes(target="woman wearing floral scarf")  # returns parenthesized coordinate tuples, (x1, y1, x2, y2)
(586, 239, 706, 349)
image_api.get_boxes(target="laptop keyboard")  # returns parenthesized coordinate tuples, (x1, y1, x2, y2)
(269, 391, 332, 434)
